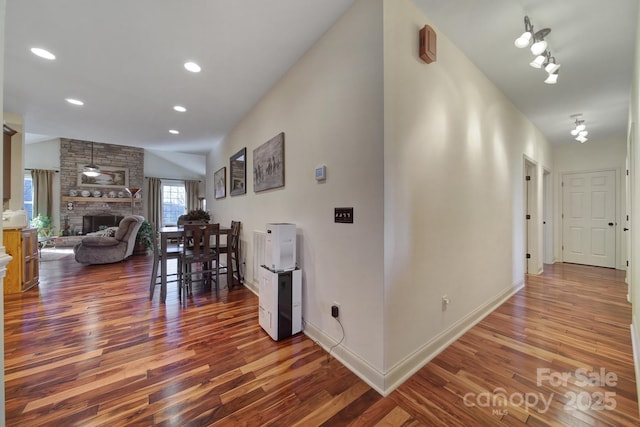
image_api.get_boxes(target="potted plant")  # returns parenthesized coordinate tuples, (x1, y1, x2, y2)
(184, 209, 211, 223)
(31, 214, 55, 238)
(134, 220, 154, 255)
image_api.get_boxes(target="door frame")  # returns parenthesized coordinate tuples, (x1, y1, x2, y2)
(524, 156, 541, 275)
(543, 168, 553, 265)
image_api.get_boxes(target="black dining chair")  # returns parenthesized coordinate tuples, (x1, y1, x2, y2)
(181, 223, 220, 306)
(217, 220, 243, 289)
(148, 223, 182, 301)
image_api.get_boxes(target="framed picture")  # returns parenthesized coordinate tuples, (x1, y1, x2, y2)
(214, 167, 226, 199)
(253, 132, 284, 192)
(77, 165, 129, 188)
(230, 147, 247, 196)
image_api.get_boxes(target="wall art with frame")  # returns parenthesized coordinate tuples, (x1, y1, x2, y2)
(229, 148, 247, 196)
(214, 166, 226, 199)
(253, 132, 284, 192)
(77, 165, 129, 188)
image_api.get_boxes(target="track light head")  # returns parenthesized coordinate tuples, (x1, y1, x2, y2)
(515, 32, 532, 48)
(529, 54, 546, 68)
(530, 28, 550, 55)
(514, 16, 534, 48)
(544, 56, 560, 74)
(544, 71, 559, 84)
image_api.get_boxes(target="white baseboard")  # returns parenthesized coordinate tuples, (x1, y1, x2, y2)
(383, 281, 524, 394)
(245, 280, 258, 295)
(303, 321, 386, 395)
(631, 318, 640, 417)
(304, 281, 524, 396)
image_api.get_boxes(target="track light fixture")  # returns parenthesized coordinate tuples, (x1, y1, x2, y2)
(515, 16, 560, 84)
(570, 115, 588, 143)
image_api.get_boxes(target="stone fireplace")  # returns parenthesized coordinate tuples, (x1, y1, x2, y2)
(82, 214, 124, 235)
(60, 138, 144, 234)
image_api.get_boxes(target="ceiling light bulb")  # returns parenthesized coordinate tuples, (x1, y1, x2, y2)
(184, 62, 201, 73)
(544, 72, 558, 84)
(169, 129, 180, 135)
(529, 55, 546, 68)
(30, 47, 55, 60)
(545, 62, 560, 74)
(66, 98, 84, 106)
(576, 135, 588, 143)
(576, 123, 586, 132)
(514, 32, 532, 48)
(173, 105, 187, 112)
(531, 40, 547, 56)
(579, 130, 588, 137)
(571, 129, 579, 136)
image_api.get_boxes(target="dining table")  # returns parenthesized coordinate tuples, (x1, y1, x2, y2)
(159, 224, 232, 303)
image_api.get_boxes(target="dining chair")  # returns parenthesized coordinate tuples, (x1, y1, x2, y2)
(218, 220, 243, 289)
(181, 223, 220, 306)
(148, 223, 182, 301)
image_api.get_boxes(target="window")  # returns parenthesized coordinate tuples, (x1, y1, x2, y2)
(162, 181, 185, 226)
(23, 173, 33, 221)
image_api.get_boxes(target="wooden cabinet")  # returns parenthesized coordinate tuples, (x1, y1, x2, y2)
(3, 125, 16, 201)
(4, 228, 39, 294)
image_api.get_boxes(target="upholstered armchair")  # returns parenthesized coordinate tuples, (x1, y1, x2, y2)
(74, 215, 144, 264)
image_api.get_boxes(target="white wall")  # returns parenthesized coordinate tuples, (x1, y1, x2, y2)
(207, 0, 386, 389)
(206, 0, 554, 395)
(0, 0, 7, 420)
(4, 112, 24, 212)
(629, 0, 640, 409)
(552, 136, 627, 268)
(382, 0, 551, 390)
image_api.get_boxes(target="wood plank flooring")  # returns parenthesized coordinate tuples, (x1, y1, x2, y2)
(4, 253, 639, 426)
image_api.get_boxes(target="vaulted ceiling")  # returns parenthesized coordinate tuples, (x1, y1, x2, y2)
(4, 0, 638, 154)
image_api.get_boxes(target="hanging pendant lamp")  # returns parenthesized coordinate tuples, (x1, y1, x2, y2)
(83, 142, 101, 177)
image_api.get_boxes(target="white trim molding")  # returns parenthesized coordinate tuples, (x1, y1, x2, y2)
(305, 280, 524, 396)
(384, 281, 525, 394)
(631, 318, 640, 414)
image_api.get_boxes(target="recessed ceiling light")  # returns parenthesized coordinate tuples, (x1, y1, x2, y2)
(65, 98, 84, 106)
(173, 105, 187, 112)
(184, 62, 201, 73)
(30, 47, 55, 60)
(169, 129, 180, 135)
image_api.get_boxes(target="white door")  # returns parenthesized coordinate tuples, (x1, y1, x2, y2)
(562, 171, 616, 268)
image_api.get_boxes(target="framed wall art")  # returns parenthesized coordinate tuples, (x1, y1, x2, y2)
(253, 132, 284, 192)
(229, 147, 247, 196)
(214, 166, 226, 199)
(77, 165, 129, 188)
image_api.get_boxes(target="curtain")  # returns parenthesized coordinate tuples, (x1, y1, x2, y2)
(31, 169, 55, 218)
(145, 177, 162, 234)
(185, 180, 200, 212)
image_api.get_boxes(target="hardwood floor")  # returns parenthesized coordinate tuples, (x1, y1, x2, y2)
(4, 253, 639, 426)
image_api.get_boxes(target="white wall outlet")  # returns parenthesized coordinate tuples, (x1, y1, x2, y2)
(442, 295, 450, 309)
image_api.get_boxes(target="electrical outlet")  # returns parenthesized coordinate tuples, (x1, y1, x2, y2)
(442, 295, 450, 310)
(331, 302, 340, 318)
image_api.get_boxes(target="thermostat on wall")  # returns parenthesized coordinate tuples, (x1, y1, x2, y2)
(315, 165, 326, 181)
